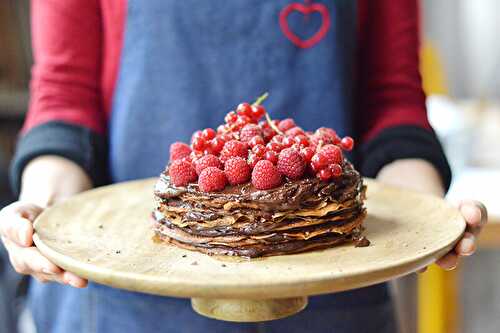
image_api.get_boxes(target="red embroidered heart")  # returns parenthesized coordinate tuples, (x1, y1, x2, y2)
(279, 2, 331, 49)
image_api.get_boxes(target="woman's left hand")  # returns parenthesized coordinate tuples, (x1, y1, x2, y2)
(377, 159, 488, 271)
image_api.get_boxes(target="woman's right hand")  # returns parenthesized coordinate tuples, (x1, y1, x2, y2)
(0, 201, 87, 287)
(0, 155, 93, 287)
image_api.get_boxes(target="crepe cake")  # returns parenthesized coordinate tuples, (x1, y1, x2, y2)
(152, 94, 368, 258)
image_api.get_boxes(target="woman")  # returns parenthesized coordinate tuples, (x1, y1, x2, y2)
(0, 0, 486, 332)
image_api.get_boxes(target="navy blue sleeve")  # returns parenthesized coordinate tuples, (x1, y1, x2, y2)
(358, 125, 452, 191)
(9, 121, 108, 195)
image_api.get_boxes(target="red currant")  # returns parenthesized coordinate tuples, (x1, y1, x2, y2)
(259, 120, 270, 129)
(202, 128, 216, 140)
(192, 137, 206, 151)
(190, 151, 203, 162)
(220, 133, 233, 142)
(282, 136, 294, 148)
(330, 163, 343, 177)
(262, 128, 275, 142)
(332, 135, 341, 145)
(294, 135, 309, 147)
(250, 104, 266, 120)
(225, 111, 238, 124)
(236, 103, 253, 117)
(248, 136, 264, 147)
(191, 130, 203, 143)
(265, 151, 278, 164)
(272, 135, 284, 144)
(311, 153, 328, 172)
(203, 147, 213, 155)
(236, 115, 252, 128)
(266, 142, 282, 153)
(252, 144, 266, 157)
(210, 137, 225, 154)
(247, 153, 263, 169)
(340, 136, 354, 151)
(300, 147, 315, 162)
(216, 124, 226, 134)
(318, 168, 332, 181)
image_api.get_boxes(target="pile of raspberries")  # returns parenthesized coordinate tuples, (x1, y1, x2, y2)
(167, 100, 354, 192)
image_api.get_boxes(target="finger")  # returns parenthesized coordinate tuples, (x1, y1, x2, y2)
(459, 203, 481, 228)
(0, 212, 34, 248)
(436, 252, 459, 271)
(3, 237, 61, 275)
(62, 271, 88, 288)
(0, 202, 43, 246)
(9, 202, 43, 221)
(32, 272, 66, 285)
(455, 232, 476, 256)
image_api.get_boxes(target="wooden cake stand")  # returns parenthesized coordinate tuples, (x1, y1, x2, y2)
(33, 178, 465, 322)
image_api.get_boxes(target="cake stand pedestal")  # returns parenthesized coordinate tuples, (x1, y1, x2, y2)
(32, 178, 465, 322)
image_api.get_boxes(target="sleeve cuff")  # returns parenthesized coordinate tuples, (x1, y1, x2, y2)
(359, 125, 452, 191)
(9, 121, 108, 195)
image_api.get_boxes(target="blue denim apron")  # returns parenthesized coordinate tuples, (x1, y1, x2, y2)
(29, 1, 396, 332)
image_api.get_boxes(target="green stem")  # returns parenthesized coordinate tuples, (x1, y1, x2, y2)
(253, 92, 269, 106)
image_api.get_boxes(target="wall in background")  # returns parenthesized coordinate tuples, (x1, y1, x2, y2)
(423, 0, 500, 100)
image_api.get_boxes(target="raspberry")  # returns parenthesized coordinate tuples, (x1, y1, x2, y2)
(224, 157, 251, 185)
(240, 124, 262, 143)
(194, 154, 222, 175)
(220, 140, 249, 163)
(198, 167, 227, 192)
(169, 142, 192, 161)
(285, 127, 305, 137)
(251, 160, 282, 190)
(278, 118, 296, 132)
(319, 144, 343, 165)
(315, 127, 337, 141)
(169, 160, 197, 187)
(277, 148, 306, 180)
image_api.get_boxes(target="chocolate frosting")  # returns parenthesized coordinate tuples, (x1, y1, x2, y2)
(155, 161, 361, 212)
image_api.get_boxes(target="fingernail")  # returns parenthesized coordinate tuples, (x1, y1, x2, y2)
(68, 279, 80, 288)
(461, 237, 476, 256)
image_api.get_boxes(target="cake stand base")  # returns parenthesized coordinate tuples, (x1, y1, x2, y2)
(191, 297, 308, 322)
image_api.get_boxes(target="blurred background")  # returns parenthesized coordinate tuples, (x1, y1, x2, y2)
(0, 0, 498, 332)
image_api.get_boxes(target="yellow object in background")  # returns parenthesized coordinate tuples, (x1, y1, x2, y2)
(418, 265, 460, 333)
(420, 41, 449, 95)
(418, 41, 460, 333)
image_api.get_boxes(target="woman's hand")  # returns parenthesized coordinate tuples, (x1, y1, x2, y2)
(0, 156, 93, 287)
(377, 159, 488, 270)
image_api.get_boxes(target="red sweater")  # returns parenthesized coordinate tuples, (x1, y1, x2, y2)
(25, 0, 429, 140)
(12, 0, 451, 192)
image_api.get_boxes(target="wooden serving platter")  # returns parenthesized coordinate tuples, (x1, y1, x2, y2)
(33, 178, 465, 322)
